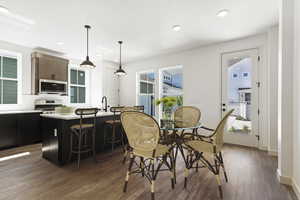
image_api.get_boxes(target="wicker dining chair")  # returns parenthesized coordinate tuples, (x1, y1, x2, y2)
(121, 111, 174, 200)
(174, 106, 201, 129)
(182, 109, 234, 199)
(121, 106, 144, 164)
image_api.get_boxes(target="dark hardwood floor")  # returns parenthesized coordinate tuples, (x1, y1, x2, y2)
(0, 144, 297, 200)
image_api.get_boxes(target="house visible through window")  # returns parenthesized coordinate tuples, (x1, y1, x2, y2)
(70, 69, 86, 103)
(0, 56, 18, 104)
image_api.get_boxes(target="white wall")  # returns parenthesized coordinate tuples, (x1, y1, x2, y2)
(277, 0, 294, 185)
(292, 0, 300, 197)
(0, 40, 117, 110)
(102, 61, 120, 107)
(268, 26, 279, 154)
(120, 32, 278, 150)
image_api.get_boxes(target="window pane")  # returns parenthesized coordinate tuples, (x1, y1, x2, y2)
(0, 80, 2, 103)
(147, 83, 153, 93)
(3, 57, 17, 79)
(140, 73, 155, 82)
(78, 87, 86, 103)
(70, 69, 78, 84)
(140, 82, 148, 93)
(78, 71, 85, 85)
(0, 57, 2, 77)
(70, 86, 77, 103)
(3, 80, 17, 104)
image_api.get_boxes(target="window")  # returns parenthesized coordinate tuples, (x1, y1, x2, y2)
(70, 68, 86, 103)
(0, 56, 18, 104)
(232, 73, 238, 78)
(137, 71, 155, 116)
(243, 72, 249, 77)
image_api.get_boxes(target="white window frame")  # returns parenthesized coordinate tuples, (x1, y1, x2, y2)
(69, 64, 90, 105)
(136, 70, 156, 116)
(0, 49, 22, 107)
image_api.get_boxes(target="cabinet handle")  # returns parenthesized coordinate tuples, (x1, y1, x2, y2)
(54, 129, 57, 137)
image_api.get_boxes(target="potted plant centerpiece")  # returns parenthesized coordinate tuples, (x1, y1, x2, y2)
(155, 96, 178, 128)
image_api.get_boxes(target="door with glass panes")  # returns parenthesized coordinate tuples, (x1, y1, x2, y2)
(221, 49, 260, 147)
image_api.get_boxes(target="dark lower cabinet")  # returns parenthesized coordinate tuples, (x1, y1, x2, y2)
(0, 112, 42, 150)
(17, 113, 42, 146)
(0, 115, 18, 149)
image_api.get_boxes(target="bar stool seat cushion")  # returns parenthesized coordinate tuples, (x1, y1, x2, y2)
(105, 119, 121, 124)
(71, 124, 94, 130)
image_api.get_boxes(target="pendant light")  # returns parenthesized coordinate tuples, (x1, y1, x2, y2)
(80, 25, 96, 68)
(114, 41, 126, 76)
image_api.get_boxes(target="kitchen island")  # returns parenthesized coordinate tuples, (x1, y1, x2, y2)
(40, 111, 121, 166)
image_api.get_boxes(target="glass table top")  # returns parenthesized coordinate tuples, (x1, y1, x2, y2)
(160, 121, 202, 131)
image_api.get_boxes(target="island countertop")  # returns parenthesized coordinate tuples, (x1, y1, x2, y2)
(40, 111, 115, 120)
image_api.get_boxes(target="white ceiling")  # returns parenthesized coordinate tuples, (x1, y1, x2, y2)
(0, 0, 279, 63)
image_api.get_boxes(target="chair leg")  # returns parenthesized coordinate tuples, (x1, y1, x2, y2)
(68, 132, 73, 163)
(123, 148, 128, 164)
(168, 155, 175, 189)
(214, 154, 223, 199)
(151, 159, 155, 200)
(140, 157, 145, 177)
(77, 134, 82, 169)
(103, 125, 107, 151)
(184, 168, 189, 189)
(111, 125, 115, 152)
(123, 154, 135, 193)
(215, 174, 223, 199)
(92, 130, 97, 163)
(219, 152, 228, 182)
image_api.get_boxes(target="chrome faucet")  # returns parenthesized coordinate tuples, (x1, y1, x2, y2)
(101, 96, 108, 112)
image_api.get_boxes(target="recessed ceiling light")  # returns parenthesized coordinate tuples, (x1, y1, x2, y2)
(56, 42, 64, 45)
(217, 9, 229, 18)
(172, 25, 181, 32)
(0, 5, 9, 14)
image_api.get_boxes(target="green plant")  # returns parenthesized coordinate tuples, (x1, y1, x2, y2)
(155, 96, 178, 120)
(243, 125, 250, 131)
(229, 126, 236, 132)
(155, 96, 177, 110)
(176, 96, 183, 106)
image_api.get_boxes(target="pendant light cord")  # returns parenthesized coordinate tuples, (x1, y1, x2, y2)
(87, 26, 89, 57)
(119, 41, 122, 69)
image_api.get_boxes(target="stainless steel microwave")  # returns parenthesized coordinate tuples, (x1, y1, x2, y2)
(39, 79, 67, 95)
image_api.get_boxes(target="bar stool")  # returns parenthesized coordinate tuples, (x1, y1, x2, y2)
(103, 106, 124, 153)
(68, 108, 98, 168)
(103, 106, 144, 155)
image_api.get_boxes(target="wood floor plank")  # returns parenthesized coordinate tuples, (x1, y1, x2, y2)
(0, 144, 296, 200)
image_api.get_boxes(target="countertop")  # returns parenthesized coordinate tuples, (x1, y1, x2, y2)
(40, 111, 115, 120)
(0, 110, 42, 115)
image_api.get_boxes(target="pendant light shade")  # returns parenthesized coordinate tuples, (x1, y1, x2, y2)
(80, 25, 96, 68)
(115, 41, 126, 76)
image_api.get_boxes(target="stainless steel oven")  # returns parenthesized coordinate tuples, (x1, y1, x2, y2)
(39, 79, 67, 95)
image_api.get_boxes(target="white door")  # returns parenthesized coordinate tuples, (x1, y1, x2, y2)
(221, 49, 260, 147)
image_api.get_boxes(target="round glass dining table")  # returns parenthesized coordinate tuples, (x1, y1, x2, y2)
(159, 121, 203, 183)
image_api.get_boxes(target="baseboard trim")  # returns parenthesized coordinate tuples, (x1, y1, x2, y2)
(277, 169, 292, 185)
(268, 150, 278, 156)
(292, 179, 300, 200)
